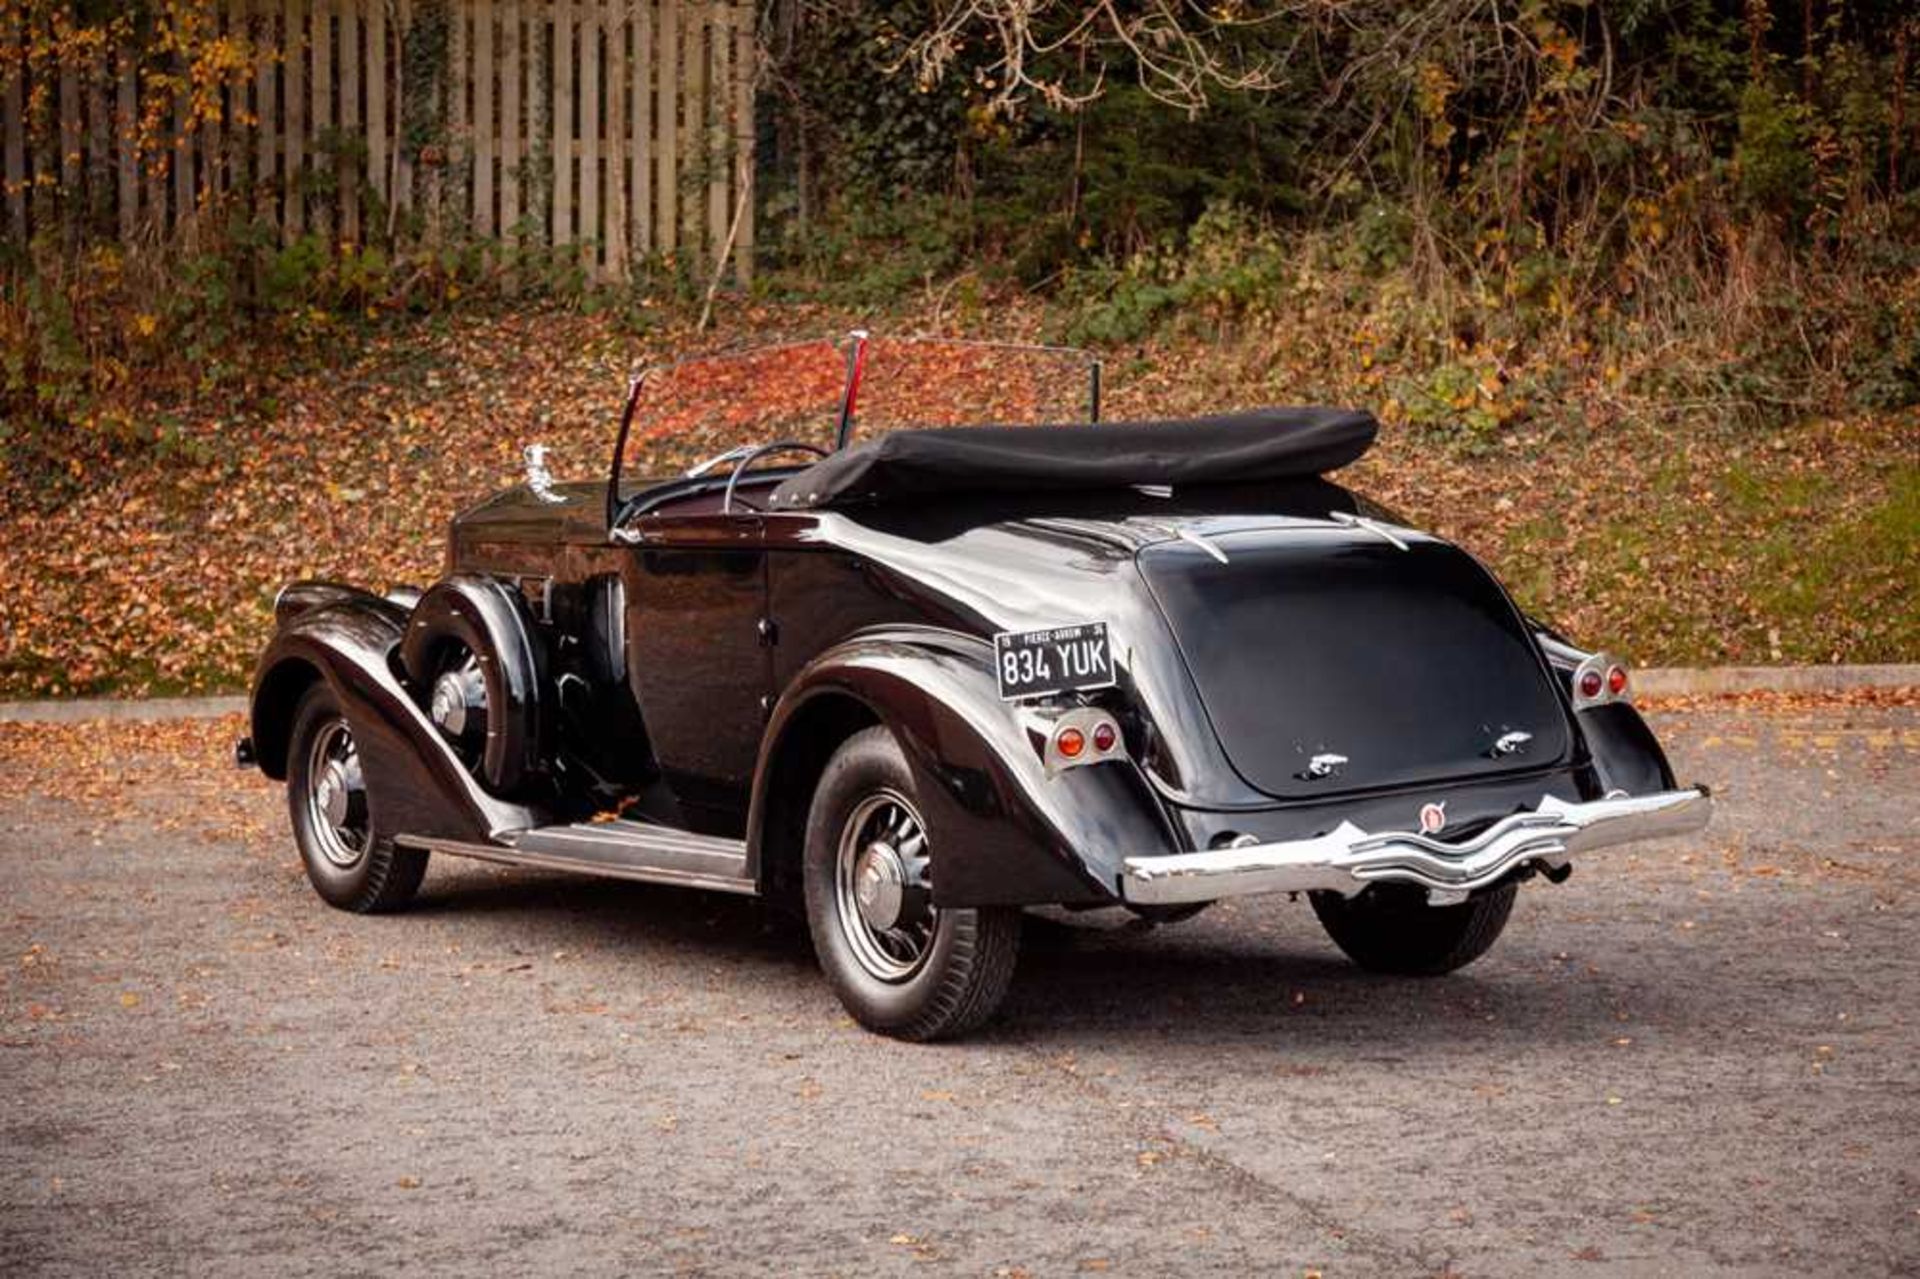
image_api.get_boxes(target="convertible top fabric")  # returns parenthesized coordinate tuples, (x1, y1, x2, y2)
(766, 407, 1378, 510)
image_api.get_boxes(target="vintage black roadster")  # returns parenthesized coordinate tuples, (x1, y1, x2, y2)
(238, 335, 1710, 1039)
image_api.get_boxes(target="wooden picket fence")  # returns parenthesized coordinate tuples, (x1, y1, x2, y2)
(0, 0, 755, 281)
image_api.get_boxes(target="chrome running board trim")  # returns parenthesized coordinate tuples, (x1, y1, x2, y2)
(1120, 787, 1711, 906)
(398, 819, 756, 896)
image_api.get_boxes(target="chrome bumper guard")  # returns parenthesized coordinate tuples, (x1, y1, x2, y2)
(1120, 788, 1712, 906)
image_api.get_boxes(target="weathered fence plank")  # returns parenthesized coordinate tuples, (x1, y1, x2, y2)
(341, 0, 361, 243)
(706, 8, 728, 259)
(656, 0, 678, 255)
(579, 0, 599, 270)
(367, 0, 387, 209)
(629, 0, 650, 259)
(309, 0, 330, 238)
(500, 0, 520, 235)
(283, 0, 305, 237)
(472, 0, 495, 237)
(681, 4, 703, 256)
(254, 0, 276, 223)
(5, 0, 753, 282)
(391, 0, 411, 224)
(605, 0, 626, 272)
(731, 4, 751, 281)
(550, 2, 573, 245)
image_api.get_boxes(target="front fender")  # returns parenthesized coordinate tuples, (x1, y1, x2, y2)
(750, 629, 1181, 908)
(249, 584, 541, 842)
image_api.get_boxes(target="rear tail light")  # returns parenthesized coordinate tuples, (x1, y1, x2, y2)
(1044, 709, 1124, 774)
(1571, 653, 1632, 710)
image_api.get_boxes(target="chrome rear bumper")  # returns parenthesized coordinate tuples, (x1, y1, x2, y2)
(1120, 788, 1711, 906)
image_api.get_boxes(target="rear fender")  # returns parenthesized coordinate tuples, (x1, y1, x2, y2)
(249, 584, 541, 842)
(1578, 702, 1678, 796)
(748, 630, 1179, 908)
(1531, 630, 1677, 797)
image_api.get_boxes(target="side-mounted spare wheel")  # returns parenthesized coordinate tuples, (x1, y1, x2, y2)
(398, 574, 548, 797)
(286, 682, 428, 912)
(803, 726, 1021, 1041)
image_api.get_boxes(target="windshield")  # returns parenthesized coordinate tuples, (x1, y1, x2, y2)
(616, 339, 848, 479)
(607, 335, 1102, 526)
(612, 335, 1101, 481)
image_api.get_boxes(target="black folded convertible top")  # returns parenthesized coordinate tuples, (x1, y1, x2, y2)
(765, 407, 1377, 510)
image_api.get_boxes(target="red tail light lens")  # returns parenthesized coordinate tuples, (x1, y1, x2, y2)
(1055, 727, 1086, 759)
(1607, 665, 1628, 696)
(1578, 669, 1604, 700)
(1092, 722, 1118, 753)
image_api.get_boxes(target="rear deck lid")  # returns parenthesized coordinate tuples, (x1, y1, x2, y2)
(1136, 524, 1572, 800)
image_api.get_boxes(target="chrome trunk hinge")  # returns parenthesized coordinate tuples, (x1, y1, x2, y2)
(1174, 526, 1230, 564)
(1327, 510, 1410, 551)
(1300, 752, 1349, 780)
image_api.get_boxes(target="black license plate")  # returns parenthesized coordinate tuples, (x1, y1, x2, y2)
(993, 623, 1115, 700)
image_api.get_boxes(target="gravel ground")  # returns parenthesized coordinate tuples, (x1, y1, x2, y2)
(1, 700, 1915, 1276)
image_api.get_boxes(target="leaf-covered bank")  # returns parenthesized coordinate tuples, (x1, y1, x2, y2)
(0, 301, 1911, 700)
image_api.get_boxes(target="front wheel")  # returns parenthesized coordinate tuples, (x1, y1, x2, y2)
(1310, 881, 1516, 975)
(802, 727, 1020, 1041)
(286, 683, 428, 913)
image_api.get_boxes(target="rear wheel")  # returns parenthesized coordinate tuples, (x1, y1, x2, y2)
(803, 727, 1020, 1040)
(287, 683, 428, 913)
(1310, 882, 1516, 975)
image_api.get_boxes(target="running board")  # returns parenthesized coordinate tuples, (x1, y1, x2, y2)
(397, 820, 756, 896)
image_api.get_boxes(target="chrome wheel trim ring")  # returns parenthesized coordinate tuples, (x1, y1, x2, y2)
(833, 789, 935, 983)
(304, 717, 369, 870)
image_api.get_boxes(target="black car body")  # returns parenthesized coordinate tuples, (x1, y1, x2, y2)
(240, 337, 1709, 1039)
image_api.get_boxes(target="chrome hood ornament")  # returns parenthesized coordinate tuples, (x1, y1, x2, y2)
(524, 443, 568, 504)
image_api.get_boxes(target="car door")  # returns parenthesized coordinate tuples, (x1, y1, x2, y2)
(621, 512, 772, 834)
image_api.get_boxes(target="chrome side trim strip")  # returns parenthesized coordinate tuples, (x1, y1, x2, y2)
(1120, 787, 1711, 906)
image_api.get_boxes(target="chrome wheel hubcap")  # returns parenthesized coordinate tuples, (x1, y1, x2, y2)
(853, 842, 907, 931)
(429, 653, 487, 755)
(305, 718, 369, 870)
(834, 791, 934, 983)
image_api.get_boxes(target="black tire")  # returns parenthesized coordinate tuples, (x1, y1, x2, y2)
(1309, 881, 1517, 975)
(286, 683, 428, 913)
(802, 727, 1020, 1041)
